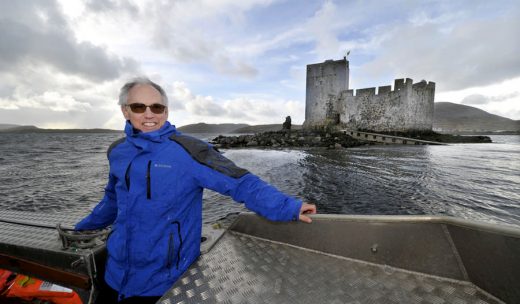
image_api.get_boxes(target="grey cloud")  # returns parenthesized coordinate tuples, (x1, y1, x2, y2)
(359, 6, 520, 91)
(214, 55, 258, 78)
(0, 1, 67, 28)
(493, 91, 520, 102)
(0, 0, 138, 82)
(0, 84, 15, 98)
(461, 94, 489, 105)
(85, 0, 139, 17)
(0, 107, 117, 129)
(168, 97, 186, 111)
(462, 92, 520, 105)
(189, 100, 226, 117)
(148, 2, 258, 79)
(163, 35, 258, 78)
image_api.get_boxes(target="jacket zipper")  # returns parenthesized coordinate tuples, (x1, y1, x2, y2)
(146, 160, 151, 199)
(171, 221, 183, 269)
(125, 163, 132, 190)
(166, 233, 174, 268)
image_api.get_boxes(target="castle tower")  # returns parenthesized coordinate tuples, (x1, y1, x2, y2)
(303, 57, 349, 128)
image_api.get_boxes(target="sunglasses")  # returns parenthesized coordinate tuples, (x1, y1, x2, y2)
(126, 103, 167, 114)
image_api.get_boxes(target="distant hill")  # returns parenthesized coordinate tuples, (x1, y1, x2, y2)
(4, 103, 517, 135)
(434, 102, 520, 132)
(177, 123, 249, 134)
(177, 123, 303, 134)
(0, 125, 40, 132)
(0, 123, 22, 130)
(0, 125, 121, 133)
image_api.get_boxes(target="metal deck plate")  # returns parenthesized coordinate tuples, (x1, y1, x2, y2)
(0, 209, 105, 285)
(0, 210, 86, 252)
(160, 231, 502, 304)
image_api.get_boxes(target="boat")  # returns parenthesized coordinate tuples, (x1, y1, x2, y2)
(1, 210, 519, 303)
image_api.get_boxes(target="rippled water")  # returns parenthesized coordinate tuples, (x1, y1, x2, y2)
(0, 133, 519, 227)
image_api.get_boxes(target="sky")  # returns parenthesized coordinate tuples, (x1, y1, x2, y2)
(0, 0, 519, 130)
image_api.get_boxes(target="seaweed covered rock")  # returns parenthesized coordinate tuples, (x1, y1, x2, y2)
(211, 130, 368, 149)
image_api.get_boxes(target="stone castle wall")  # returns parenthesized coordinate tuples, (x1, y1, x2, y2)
(340, 78, 435, 132)
(304, 59, 435, 132)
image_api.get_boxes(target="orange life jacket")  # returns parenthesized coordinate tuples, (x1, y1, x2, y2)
(6, 274, 82, 304)
(0, 269, 14, 294)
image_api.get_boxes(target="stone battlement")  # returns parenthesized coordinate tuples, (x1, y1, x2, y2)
(344, 79, 435, 97)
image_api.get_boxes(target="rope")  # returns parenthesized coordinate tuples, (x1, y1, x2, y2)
(56, 224, 111, 250)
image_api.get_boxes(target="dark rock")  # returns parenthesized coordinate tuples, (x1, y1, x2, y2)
(282, 116, 292, 130)
(210, 130, 369, 149)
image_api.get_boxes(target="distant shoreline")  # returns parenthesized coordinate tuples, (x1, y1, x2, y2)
(1, 121, 518, 136)
(0, 127, 122, 134)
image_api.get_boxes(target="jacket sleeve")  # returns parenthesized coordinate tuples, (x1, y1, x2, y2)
(171, 134, 302, 222)
(192, 150, 302, 222)
(209, 171, 302, 222)
(75, 173, 118, 230)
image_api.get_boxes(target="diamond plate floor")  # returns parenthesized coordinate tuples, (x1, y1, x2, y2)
(0, 210, 87, 251)
(159, 231, 502, 304)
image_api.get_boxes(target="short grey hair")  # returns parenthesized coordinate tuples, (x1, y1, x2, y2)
(118, 77, 168, 106)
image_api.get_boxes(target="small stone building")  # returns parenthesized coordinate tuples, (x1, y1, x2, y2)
(303, 58, 435, 132)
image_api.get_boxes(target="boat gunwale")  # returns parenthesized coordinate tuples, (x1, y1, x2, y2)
(299, 214, 520, 238)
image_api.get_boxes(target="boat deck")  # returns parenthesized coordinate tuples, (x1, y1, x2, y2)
(1, 211, 518, 303)
(160, 231, 500, 304)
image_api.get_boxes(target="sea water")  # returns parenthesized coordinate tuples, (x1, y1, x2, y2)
(0, 133, 518, 226)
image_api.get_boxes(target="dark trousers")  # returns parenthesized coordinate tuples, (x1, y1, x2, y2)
(96, 281, 162, 304)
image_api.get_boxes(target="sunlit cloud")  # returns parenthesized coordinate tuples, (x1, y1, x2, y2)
(169, 82, 304, 127)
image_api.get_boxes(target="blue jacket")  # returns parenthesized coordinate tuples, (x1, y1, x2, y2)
(75, 121, 302, 298)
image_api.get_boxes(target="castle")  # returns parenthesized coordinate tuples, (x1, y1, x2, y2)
(303, 58, 435, 132)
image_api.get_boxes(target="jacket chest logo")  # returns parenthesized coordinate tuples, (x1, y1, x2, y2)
(154, 163, 172, 169)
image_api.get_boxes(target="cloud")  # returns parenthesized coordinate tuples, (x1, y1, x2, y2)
(0, 0, 139, 128)
(145, 0, 266, 78)
(461, 94, 489, 105)
(358, 4, 520, 91)
(0, 104, 119, 129)
(169, 82, 304, 126)
(84, 0, 139, 16)
(307, 1, 342, 59)
(461, 92, 520, 105)
(0, 1, 138, 82)
(0, 86, 93, 113)
(170, 81, 226, 116)
(2, 0, 519, 128)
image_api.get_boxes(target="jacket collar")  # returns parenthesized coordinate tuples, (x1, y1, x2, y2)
(124, 121, 177, 151)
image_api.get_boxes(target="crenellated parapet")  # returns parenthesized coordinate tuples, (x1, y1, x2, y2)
(344, 79, 435, 97)
(338, 78, 435, 132)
